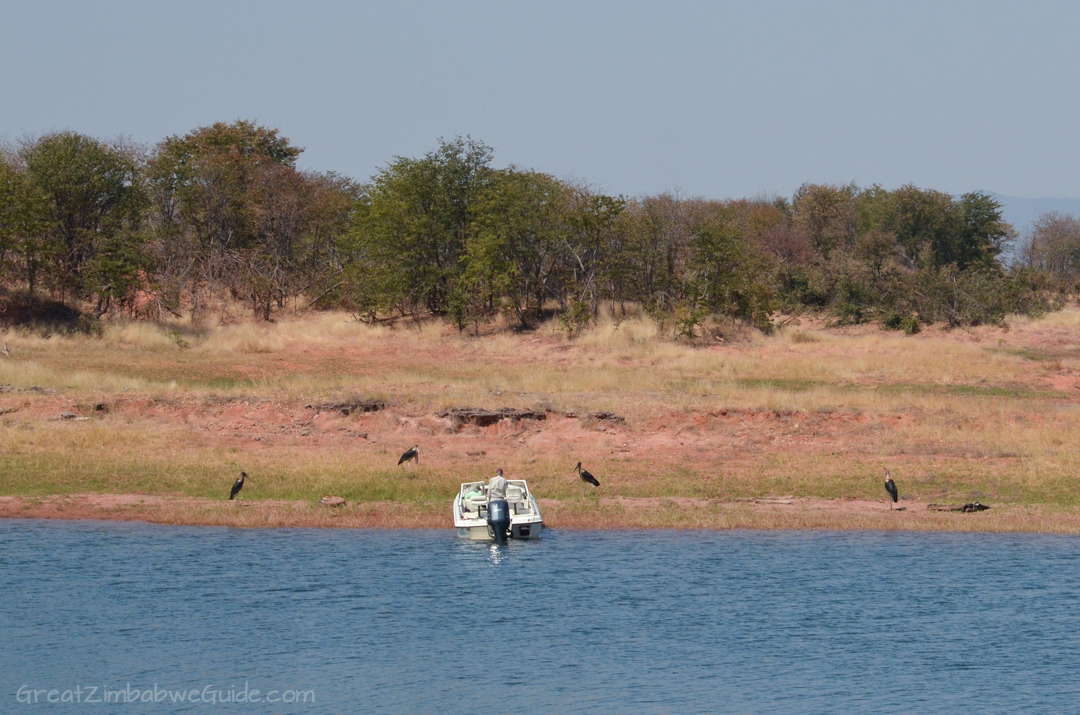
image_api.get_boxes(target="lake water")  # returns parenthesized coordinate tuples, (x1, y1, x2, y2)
(2, 520, 1079, 713)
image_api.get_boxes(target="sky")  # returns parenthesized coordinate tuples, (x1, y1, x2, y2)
(2, 1, 1079, 203)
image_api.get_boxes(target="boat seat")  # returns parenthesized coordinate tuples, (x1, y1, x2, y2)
(506, 486, 525, 501)
(512, 501, 528, 515)
(462, 497, 487, 514)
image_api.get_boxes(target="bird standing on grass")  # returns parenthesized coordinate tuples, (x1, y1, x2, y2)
(574, 462, 600, 494)
(398, 445, 419, 469)
(229, 471, 247, 501)
(884, 469, 898, 509)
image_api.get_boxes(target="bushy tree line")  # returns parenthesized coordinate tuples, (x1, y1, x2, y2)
(344, 137, 1052, 334)
(0, 124, 1059, 333)
(0, 122, 358, 324)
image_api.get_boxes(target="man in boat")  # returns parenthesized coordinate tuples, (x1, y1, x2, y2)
(486, 469, 512, 543)
(487, 468, 508, 500)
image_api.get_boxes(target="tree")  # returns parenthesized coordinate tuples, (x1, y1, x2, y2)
(859, 184, 950, 267)
(791, 183, 857, 258)
(346, 137, 493, 318)
(854, 228, 899, 279)
(951, 191, 1011, 270)
(1021, 211, 1080, 281)
(298, 172, 361, 309)
(147, 120, 307, 320)
(0, 155, 52, 309)
(466, 169, 573, 328)
(686, 212, 776, 331)
(19, 132, 145, 307)
(611, 193, 696, 315)
(564, 189, 624, 320)
(858, 185, 1008, 271)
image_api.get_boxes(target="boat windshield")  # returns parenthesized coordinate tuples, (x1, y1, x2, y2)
(459, 480, 532, 516)
(459, 480, 529, 501)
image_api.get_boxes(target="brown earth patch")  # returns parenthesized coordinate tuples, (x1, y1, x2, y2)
(3, 493, 1077, 534)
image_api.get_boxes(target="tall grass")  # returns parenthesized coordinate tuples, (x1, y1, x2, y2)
(0, 308, 1059, 418)
(0, 306, 1078, 519)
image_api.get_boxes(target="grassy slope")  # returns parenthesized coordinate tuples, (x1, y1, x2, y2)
(1, 309, 1080, 529)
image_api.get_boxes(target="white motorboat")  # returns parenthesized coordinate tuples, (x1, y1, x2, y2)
(453, 479, 543, 541)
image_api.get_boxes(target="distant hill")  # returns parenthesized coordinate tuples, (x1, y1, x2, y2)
(992, 194, 1080, 235)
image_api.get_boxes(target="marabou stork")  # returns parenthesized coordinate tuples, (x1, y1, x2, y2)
(229, 471, 247, 501)
(884, 469, 898, 509)
(574, 462, 600, 494)
(398, 445, 419, 469)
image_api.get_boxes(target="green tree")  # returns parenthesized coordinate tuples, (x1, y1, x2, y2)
(611, 194, 696, 315)
(346, 137, 493, 318)
(565, 190, 624, 321)
(147, 121, 308, 320)
(791, 183, 858, 258)
(0, 156, 52, 309)
(20, 132, 145, 306)
(858, 185, 1007, 270)
(299, 172, 362, 309)
(465, 169, 573, 328)
(686, 213, 776, 331)
(952, 191, 1010, 270)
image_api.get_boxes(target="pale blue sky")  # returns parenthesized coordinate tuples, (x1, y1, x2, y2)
(2, 1, 1079, 202)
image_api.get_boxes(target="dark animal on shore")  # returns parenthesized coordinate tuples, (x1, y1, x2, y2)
(229, 471, 247, 501)
(574, 462, 600, 493)
(398, 445, 419, 468)
(884, 469, 898, 509)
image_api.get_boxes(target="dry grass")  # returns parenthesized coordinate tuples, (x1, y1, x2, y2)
(0, 312, 1043, 409)
(1, 305, 1079, 531)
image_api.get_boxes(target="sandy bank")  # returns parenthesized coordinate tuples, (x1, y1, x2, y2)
(2, 494, 1078, 534)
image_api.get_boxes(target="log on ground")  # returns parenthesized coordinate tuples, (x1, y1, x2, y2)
(437, 407, 547, 427)
(927, 502, 991, 513)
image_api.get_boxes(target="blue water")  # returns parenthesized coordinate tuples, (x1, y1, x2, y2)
(2, 521, 1079, 714)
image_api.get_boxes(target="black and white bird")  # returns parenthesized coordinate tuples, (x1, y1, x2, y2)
(398, 445, 419, 468)
(884, 469, 898, 509)
(229, 471, 247, 501)
(574, 462, 600, 493)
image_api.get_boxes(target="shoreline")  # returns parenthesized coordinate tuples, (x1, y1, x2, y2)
(3, 494, 1079, 534)
(3, 310, 1080, 537)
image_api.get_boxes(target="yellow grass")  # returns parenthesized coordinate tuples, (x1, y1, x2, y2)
(0, 305, 1079, 530)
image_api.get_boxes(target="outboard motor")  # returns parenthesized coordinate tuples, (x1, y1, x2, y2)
(487, 499, 511, 544)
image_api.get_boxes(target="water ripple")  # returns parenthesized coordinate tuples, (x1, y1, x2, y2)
(2, 521, 1079, 713)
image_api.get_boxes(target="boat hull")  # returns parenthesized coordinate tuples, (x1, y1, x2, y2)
(455, 521, 543, 541)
